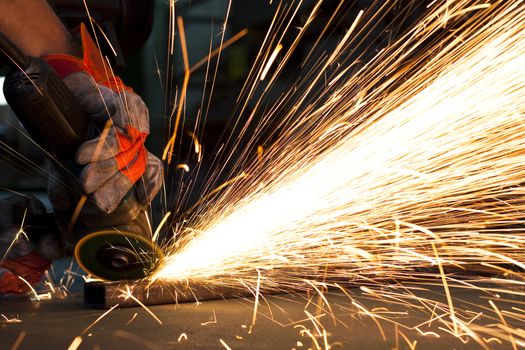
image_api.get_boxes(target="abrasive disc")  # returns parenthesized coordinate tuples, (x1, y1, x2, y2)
(74, 230, 164, 281)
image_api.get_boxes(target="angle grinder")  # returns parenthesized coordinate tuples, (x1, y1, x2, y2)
(0, 31, 162, 281)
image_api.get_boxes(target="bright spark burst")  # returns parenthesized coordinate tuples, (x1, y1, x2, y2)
(159, 0, 525, 278)
(155, 0, 525, 347)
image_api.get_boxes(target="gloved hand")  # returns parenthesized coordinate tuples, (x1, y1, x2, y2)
(44, 23, 163, 214)
(0, 195, 62, 296)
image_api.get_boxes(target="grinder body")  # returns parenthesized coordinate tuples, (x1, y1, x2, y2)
(1, 32, 161, 280)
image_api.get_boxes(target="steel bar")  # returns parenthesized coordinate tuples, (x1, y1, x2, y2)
(84, 263, 511, 309)
(84, 280, 249, 308)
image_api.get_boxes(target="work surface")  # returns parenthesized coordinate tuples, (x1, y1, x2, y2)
(1, 283, 522, 350)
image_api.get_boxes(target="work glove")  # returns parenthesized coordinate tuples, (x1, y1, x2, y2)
(44, 23, 163, 214)
(0, 195, 62, 296)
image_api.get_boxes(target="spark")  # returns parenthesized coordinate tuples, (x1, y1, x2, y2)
(183, 172, 249, 215)
(294, 324, 322, 350)
(163, 16, 191, 164)
(484, 337, 503, 344)
(187, 131, 202, 156)
(352, 300, 387, 341)
(257, 145, 264, 162)
(67, 336, 83, 350)
(201, 310, 217, 326)
(177, 333, 188, 342)
(9, 331, 26, 350)
(1, 314, 21, 323)
(489, 300, 518, 350)
(0, 48, 43, 96)
(414, 327, 440, 338)
(30, 292, 52, 301)
(91, 20, 118, 56)
(118, 286, 163, 325)
(67, 195, 88, 233)
(125, 313, 138, 326)
(190, 28, 249, 73)
(431, 241, 458, 335)
(155, 0, 525, 347)
(304, 310, 325, 338)
(260, 43, 283, 81)
(250, 269, 262, 330)
(219, 338, 232, 350)
(168, 0, 176, 55)
(81, 304, 119, 335)
(153, 211, 172, 243)
(398, 330, 418, 350)
(161, 0, 524, 273)
(176, 164, 190, 172)
(15, 275, 40, 301)
(43, 280, 56, 293)
(1, 208, 28, 264)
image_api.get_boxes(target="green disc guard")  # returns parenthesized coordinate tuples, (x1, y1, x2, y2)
(74, 230, 164, 281)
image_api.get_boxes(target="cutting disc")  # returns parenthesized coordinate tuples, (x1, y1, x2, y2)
(74, 230, 164, 281)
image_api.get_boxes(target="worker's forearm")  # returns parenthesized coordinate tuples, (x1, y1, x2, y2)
(0, 0, 80, 57)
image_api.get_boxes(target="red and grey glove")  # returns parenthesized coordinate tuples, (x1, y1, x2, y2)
(0, 252, 51, 296)
(0, 196, 61, 296)
(44, 23, 163, 214)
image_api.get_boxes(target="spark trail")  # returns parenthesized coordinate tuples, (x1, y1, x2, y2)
(156, 0, 524, 346)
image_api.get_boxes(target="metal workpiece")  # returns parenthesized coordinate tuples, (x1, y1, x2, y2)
(84, 279, 249, 308)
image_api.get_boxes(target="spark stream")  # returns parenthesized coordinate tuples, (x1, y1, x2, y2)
(157, 1, 525, 346)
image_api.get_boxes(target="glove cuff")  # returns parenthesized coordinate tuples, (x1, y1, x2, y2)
(44, 23, 132, 93)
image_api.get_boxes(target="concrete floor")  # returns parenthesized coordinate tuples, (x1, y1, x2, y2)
(1, 279, 522, 350)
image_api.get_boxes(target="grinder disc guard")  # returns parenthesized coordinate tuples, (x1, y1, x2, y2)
(74, 230, 163, 281)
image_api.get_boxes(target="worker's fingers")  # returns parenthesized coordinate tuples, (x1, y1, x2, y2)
(64, 73, 150, 134)
(83, 149, 161, 209)
(80, 142, 147, 193)
(111, 90, 150, 133)
(79, 159, 119, 195)
(114, 140, 147, 183)
(76, 129, 121, 165)
(90, 172, 134, 214)
(136, 152, 164, 204)
(63, 72, 117, 123)
(76, 125, 146, 166)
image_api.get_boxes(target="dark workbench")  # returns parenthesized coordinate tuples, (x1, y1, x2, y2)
(1, 282, 521, 349)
